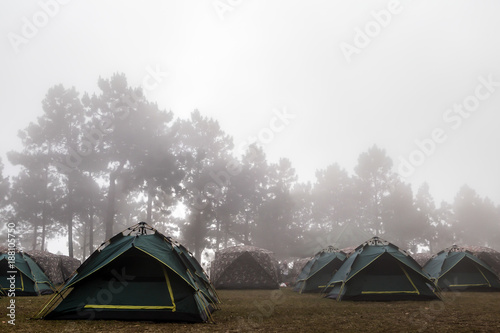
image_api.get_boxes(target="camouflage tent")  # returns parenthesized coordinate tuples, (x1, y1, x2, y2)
(340, 246, 357, 256)
(413, 253, 433, 267)
(211, 245, 280, 289)
(25, 250, 81, 285)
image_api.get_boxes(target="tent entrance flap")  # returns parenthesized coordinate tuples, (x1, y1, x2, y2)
(441, 257, 492, 288)
(353, 254, 419, 294)
(81, 249, 177, 310)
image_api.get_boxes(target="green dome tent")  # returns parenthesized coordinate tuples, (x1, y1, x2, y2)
(36, 222, 220, 323)
(423, 245, 500, 291)
(0, 251, 54, 296)
(289, 257, 313, 285)
(294, 246, 346, 293)
(458, 246, 500, 277)
(324, 237, 440, 301)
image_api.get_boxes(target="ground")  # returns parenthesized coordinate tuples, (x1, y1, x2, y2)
(1, 289, 499, 332)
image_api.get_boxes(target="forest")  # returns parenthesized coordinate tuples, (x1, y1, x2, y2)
(1, 73, 499, 263)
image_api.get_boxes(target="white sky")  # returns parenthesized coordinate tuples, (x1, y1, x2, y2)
(1, 0, 500, 210)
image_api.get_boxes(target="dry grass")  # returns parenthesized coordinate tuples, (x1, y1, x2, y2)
(1, 289, 500, 332)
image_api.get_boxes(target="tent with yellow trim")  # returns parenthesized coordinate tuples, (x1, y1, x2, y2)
(36, 222, 220, 322)
(0, 251, 54, 296)
(423, 245, 500, 291)
(293, 246, 346, 293)
(324, 237, 440, 301)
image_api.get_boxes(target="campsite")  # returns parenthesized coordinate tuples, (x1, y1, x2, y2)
(1, 290, 500, 332)
(2, 1, 500, 332)
(2, 233, 500, 331)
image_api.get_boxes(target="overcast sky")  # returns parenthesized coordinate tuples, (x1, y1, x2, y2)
(2, 0, 500, 207)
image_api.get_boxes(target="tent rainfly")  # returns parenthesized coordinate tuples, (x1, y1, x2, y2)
(36, 222, 220, 323)
(423, 245, 500, 291)
(25, 250, 81, 285)
(288, 257, 313, 285)
(0, 251, 54, 296)
(324, 237, 440, 301)
(461, 246, 500, 277)
(211, 245, 280, 289)
(294, 246, 346, 293)
(413, 252, 433, 267)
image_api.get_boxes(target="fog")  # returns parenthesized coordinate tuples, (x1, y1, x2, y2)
(1, 1, 499, 260)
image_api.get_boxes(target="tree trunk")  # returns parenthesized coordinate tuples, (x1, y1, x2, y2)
(82, 224, 87, 260)
(224, 219, 229, 248)
(32, 219, 38, 251)
(41, 219, 46, 252)
(41, 167, 48, 252)
(65, 172, 76, 258)
(194, 213, 201, 262)
(373, 191, 379, 236)
(105, 164, 124, 240)
(244, 210, 250, 243)
(88, 171, 95, 256)
(67, 189, 74, 258)
(88, 206, 94, 257)
(105, 172, 117, 240)
(215, 216, 220, 251)
(146, 181, 153, 224)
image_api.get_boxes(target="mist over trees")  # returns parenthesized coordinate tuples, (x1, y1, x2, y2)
(2, 73, 499, 261)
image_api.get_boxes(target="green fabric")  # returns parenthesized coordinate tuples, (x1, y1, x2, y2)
(65, 236, 136, 287)
(309, 252, 346, 278)
(0, 252, 54, 295)
(1, 253, 31, 281)
(339, 256, 436, 299)
(439, 252, 466, 278)
(295, 259, 314, 282)
(52, 248, 191, 315)
(423, 249, 500, 290)
(327, 250, 360, 285)
(42, 224, 219, 322)
(134, 235, 196, 288)
(421, 251, 447, 278)
(22, 253, 53, 293)
(294, 250, 346, 292)
(325, 238, 439, 301)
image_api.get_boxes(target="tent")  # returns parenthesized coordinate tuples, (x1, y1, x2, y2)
(36, 222, 220, 322)
(211, 245, 280, 289)
(294, 246, 346, 293)
(461, 246, 500, 277)
(288, 257, 312, 285)
(25, 250, 81, 285)
(423, 245, 500, 291)
(413, 253, 433, 267)
(324, 237, 440, 301)
(0, 251, 54, 296)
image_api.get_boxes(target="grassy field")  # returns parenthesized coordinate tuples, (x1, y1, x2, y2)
(1, 289, 500, 332)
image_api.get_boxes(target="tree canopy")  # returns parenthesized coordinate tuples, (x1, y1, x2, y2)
(2, 73, 499, 261)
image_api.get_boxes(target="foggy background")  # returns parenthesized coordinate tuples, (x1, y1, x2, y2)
(1, 0, 499, 261)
